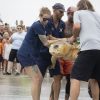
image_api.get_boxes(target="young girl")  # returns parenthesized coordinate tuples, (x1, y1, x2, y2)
(2, 32, 12, 74)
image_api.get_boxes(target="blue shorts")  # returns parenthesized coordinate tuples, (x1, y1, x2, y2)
(18, 51, 51, 77)
(17, 53, 36, 68)
(37, 54, 51, 77)
(49, 60, 61, 77)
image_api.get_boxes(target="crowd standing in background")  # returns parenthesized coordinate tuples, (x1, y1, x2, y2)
(5, 25, 26, 75)
(0, 20, 27, 75)
(0, 0, 100, 100)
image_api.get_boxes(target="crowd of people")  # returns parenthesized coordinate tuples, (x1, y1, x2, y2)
(0, 20, 27, 75)
(0, 0, 100, 100)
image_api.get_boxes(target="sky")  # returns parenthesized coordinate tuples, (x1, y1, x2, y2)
(0, 0, 100, 26)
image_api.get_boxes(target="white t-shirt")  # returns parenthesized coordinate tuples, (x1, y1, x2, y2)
(74, 10, 100, 51)
(10, 31, 26, 50)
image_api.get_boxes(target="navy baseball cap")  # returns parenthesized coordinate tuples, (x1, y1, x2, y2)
(52, 3, 65, 12)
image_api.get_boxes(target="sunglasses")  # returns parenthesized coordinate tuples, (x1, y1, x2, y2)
(17, 28, 22, 30)
(43, 18, 49, 21)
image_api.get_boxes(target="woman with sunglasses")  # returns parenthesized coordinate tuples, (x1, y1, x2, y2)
(5, 25, 26, 75)
(17, 7, 52, 100)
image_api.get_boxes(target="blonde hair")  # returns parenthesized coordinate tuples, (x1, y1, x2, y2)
(39, 7, 51, 17)
(77, 0, 95, 11)
(3, 32, 9, 39)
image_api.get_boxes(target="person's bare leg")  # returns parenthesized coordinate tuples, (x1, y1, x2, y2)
(16, 63, 21, 73)
(7, 61, 13, 73)
(70, 79, 80, 100)
(49, 82, 54, 100)
(89, 79, 99, 100)
(25, 65, 43, 100)
(53, 75, 62, 100)
(3, 60, 7, 73)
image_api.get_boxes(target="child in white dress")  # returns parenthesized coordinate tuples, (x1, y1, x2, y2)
(3, 32, 12, 74)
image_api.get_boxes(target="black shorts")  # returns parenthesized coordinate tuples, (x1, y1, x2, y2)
(9, 49, 19, 63)
(0, 54, 3, 62)
(71, 50, 100, 82)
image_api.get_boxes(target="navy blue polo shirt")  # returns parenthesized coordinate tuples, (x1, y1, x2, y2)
(47, 18, 65, 38)
(18, 21, 50, 58)
(47, 18, 66, 76)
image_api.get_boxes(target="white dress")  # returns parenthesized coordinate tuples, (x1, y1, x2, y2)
(3, 43, 12, 60)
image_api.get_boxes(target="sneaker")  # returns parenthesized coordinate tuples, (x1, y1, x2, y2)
(4, 72, 11, 75)
(15, 72, 20, 76)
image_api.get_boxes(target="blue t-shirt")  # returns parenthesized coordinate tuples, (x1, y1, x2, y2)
(47, 18, 66, 75)
(18, 21, 50, 58)
(47, 18, 65, 38)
